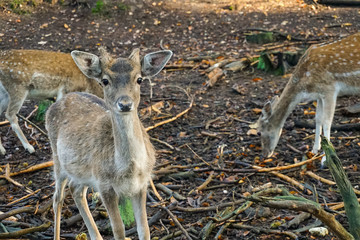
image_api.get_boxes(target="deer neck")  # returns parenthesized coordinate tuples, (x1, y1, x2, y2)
(111, 111, 147, 167)
(269, 83, 304, 129)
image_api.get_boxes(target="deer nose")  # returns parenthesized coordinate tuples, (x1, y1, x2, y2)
(117, 96, 134, 112)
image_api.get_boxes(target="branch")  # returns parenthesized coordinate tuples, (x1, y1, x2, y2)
(249, 194, 354, 240)
(0, 221, 51, 239)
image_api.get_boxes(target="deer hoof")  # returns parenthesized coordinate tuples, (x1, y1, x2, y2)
(0, 145, 6, 155)
(26, 145, 35, 154)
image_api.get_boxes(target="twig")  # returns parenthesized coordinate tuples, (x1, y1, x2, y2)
(286, 143, 303, 154)
(0, 221, 51, 239)
(330, 198, 360, 210)
(188, 172, 214, 195)
(230, 223, 298, 239)
(195, 172, 214, 192)
(0, 164, 33, 194)
(0, 120, 9, 126)
(185, 144, 210, 166)
(0, 206, 35, 221)
(210, 201, 253, 222)
(17, 114, 48, 137)
(174, 199, 245, 213)
(8, 161, 54, 177)
(160, 204, 192, 240)
(7, 189, 41, 206)
(305, 171, 336, 185)
(145, 93, 194, 132)
(256, 154, 324, 172)
(150, 137, 175, 150)
(150, 179, 164, 202)
(155, 183, 186, 201)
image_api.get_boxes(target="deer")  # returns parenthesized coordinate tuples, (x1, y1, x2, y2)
(0, 49, 104, 155)
(45, 47, 172, 240)
(257, 32, 360, 164)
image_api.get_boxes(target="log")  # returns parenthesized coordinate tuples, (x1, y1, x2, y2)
(318, 0, 360, 5)
(321, 136, 360, 239)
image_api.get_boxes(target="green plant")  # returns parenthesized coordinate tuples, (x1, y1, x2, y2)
(92, 0, 104, 14)
(118, 2, 129, 11)
(118, 198, 135, 227)
(34, 99, 53, 122)
(10, 0, 25, 9)
(9, 0, 35, 14)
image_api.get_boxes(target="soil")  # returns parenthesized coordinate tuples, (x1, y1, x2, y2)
(0, 0, 360, 239)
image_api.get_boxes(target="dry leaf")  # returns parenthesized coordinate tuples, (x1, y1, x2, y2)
(206, 67, 223, 87)
(252, 77, 263, 82)
(247, 129, 258, 136)
(64, 23, 69, 29)
(40, 23, 48, 29)
(304, 110, 316, 115)
(252, 108, 262, 114)
(140, 101, 164, 117)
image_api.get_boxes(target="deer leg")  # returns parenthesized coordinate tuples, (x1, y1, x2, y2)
(0, 82, 9, 155)
(322, 94, 337, 141)
(5, 89, 35, 153)
(100, 187, 126, 240)
(53, 172, 68, 240)
(313, 98, 324, 153)
(131, 187, 150, 240)
(320, 94, 337, 166)
(70, 183, 103, 240)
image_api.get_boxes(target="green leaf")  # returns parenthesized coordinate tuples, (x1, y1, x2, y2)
(34, 99, 53, 122)
(118, 198, 135, 227)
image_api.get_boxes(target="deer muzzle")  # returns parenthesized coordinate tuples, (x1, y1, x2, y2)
(117, 96, 134, 112)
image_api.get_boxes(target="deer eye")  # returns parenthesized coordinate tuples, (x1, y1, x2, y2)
(102, 78, 109, 86)
(137, 77, 143, 85)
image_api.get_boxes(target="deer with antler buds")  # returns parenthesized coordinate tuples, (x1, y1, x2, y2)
(46, 47, 172, 240)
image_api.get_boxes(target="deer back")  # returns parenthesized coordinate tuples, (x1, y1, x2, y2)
(291, 33, 360, 89)
(0, 49, 103, 98)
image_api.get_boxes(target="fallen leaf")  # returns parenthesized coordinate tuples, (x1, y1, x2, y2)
(40, 23, 48, 29)
(249, 122, 258, 129)
(64, 23, 69, 29)
(178, 132, 187, 138)
(252, 108, 262, 114)
(252, 77, 263, 82)
(206, 67, 223, 87)
(247, 128, 258, 136)
(304, 110, 316, 115)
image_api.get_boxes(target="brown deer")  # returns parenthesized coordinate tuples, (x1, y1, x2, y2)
(46, 48, 172, 240)
(257, 32, 360, 163)
(0, 49, 103, 155)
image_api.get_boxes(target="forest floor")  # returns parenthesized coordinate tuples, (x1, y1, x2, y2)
(0, 0, 360, 239)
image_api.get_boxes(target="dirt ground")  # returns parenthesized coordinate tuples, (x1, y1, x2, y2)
(1, 0, 360, 239)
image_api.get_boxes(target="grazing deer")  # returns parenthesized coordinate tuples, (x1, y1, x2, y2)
(46, 48, 172, 240)
(0, 49, 103, 155)
(257, 32, 360, 162)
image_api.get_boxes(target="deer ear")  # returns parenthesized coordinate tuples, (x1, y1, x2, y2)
(71, 51, 101, 80)
(129, 48, 140, 63)
(271, 95, 280, 105)
(142, 50, 173, 77)
(262, 101, 272, 119)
